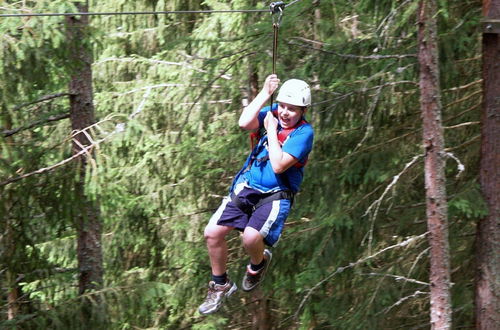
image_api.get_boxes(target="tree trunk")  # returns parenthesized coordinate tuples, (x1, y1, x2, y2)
(475, 1, 500, 329)
(66, 1, 103, 296)
(417, 1, 452, 329)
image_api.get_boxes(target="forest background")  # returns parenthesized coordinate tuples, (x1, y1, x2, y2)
(0, 0, 495, 329)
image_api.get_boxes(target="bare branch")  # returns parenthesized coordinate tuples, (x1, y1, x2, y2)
(361, 272, 429, 286)
(443, 121, 479, 129)
(443, 152, 465, 178)
(0, 117, 116, 186)
(363, 154, 423, 251)
(378, 290, 429, 315)
(403, 247, 430, 292)
(292, 232, 429, 320)
(443, 79, 482, 92)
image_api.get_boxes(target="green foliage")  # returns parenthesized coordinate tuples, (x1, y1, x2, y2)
(1, 0, 484, 329)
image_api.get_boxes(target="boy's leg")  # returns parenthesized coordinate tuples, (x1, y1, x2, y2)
(200, 193, 248, 315)
(242, 226, 265, 265)
(204, 223, 234, 276)
(199, 223, 237, 315)
(240, 199, 291, 291)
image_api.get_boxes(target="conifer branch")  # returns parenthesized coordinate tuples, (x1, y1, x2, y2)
(288, 38, 417, 59)
(313, 80, 418, 107)
(2, 113, 70, 138)
(160, 208, 215, 220)
(292, 232, 429, 320)
(11, 92, 72, 111)
(443, 89, 482, 109)
(93, 56, 232, 80)
(444, 135, 480, 152)
(175, 51, 254, 143)
(362, 154, 423, 252)
(352, 86, 383, 152)
(376, 0, 414, 39)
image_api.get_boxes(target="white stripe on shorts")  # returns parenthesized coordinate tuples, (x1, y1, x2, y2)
(259, 200, 280, 238)
(208, 196, 231, 226)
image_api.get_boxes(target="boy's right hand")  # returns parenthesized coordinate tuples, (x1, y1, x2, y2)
(263, 74, 280, 96)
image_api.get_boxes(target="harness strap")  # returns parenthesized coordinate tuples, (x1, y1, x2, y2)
(230, 189, 294, 214)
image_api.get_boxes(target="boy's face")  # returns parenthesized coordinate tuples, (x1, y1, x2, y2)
(277, 102, 304, 129)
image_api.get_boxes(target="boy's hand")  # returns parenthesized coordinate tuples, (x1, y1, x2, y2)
(264, 111, 278, 132)
(263, 74, 280, 96)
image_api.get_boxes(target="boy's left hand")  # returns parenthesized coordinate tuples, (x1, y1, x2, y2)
(264, 111, 278, 132)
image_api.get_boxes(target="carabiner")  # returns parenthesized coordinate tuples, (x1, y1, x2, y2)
(270, 1, 285, 27)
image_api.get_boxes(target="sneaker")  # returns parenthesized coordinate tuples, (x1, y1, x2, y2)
(241, 249, 272, 292)
(198, 280, 237, 315)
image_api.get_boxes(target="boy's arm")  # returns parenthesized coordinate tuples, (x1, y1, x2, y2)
(238, 74, 279, 131)
(264, 112, 299, 174)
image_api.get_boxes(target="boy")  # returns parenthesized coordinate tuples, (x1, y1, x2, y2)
(199, 74, 314, 315)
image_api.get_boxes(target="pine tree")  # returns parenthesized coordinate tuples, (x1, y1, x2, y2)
(418, 0, 452, 327)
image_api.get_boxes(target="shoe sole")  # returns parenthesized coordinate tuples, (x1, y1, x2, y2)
(199, 282, 238, 315)
(241, 249, 273, 292)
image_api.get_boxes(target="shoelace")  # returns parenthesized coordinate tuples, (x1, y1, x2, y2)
(206, 284, 221, 302)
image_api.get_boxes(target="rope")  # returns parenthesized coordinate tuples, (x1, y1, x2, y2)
(0, 9, 267, 18)
(270, 23, 280, 106)
(269, 2, 285, 107)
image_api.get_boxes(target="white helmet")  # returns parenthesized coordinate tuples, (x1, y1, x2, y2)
(276, 79, 311, 107)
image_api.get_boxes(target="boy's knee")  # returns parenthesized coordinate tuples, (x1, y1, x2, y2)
(242, 227, 263, 247)
(204, 223, 229, 242)
(204, 224, 217, 241)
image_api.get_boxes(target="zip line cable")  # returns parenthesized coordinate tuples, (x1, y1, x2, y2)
(0, 0, 303, 18)
(0, 9, 267, 18)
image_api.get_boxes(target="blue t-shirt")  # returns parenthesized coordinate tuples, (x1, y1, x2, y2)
(240, 104, 314, 193)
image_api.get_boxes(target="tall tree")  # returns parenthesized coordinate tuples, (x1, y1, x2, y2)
(476, 0, 500, 328)
(66, 1, 103, 297)
(418, 0, 452, 328)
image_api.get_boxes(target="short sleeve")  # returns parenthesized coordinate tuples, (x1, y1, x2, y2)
(282, 124, 314, 162)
